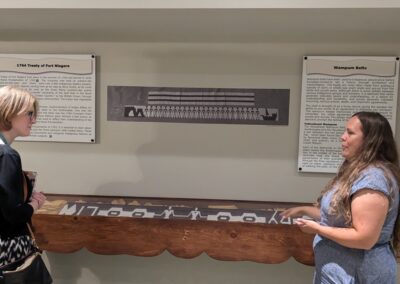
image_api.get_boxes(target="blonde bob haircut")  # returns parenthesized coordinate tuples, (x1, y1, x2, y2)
(0, 85, 38, 131)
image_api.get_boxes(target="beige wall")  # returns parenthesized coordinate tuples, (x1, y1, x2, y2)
(1, 2, 400, 283)
(0, 39, 397, 284)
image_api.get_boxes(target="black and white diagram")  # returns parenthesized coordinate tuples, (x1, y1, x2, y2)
(58, 201, 294, 225)
(108, 86, 289, 125)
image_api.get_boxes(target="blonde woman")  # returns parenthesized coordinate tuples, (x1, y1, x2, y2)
(0, 86, 47, 269)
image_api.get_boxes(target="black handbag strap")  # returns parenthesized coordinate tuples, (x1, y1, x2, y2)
(26, 223, 41, 253)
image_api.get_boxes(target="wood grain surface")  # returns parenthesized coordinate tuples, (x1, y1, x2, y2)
(32, 194, 315, 266)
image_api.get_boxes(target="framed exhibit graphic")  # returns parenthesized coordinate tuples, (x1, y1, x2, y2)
(108, 86, 290, 125)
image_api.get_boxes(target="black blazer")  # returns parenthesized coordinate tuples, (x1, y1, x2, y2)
(0, 144, 34, 238)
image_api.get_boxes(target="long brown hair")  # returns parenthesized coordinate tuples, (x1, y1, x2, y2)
(317, 112, 400, 255)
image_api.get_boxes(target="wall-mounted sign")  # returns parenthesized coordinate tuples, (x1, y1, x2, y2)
(0, 54, 96, 143)
(298, 56, 399, 173)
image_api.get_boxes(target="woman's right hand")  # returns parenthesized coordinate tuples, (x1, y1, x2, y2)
(280, 205, 320, 221)
(29, 191, 47, 211)
(280, 206, 306, 219)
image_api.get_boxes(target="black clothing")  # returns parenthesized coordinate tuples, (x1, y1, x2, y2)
(0, 144, 33, 239)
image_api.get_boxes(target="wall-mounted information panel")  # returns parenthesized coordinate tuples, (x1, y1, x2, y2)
(298, 56, 399, 173)
(0, 54, 96, 143)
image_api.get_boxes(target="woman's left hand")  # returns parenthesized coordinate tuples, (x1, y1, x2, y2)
(294, 218, 320, 234)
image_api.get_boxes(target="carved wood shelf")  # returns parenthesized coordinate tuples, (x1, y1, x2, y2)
(32, 194, 315, 266)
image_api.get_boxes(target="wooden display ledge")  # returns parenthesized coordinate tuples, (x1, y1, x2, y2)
(31, 194, 315, 266)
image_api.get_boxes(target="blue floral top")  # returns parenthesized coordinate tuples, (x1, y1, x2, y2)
(313, 166, 399, 284)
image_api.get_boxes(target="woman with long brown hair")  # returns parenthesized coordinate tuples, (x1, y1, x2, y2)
(282, 112, 400, 283)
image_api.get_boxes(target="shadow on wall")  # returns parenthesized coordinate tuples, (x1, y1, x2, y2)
(46, 249, 314, 284)
(129, 123, 295, 160)
(95, 181, 138, 197)
(91, 118, 332, 200)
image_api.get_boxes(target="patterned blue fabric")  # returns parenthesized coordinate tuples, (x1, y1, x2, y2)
(313, 166, 399, 284)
